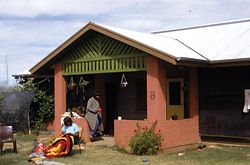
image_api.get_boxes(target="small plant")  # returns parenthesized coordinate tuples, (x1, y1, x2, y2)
(129, 121, 163, 155)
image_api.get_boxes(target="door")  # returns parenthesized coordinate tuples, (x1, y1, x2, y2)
(167, 78, 184, 120)
(105, 83, 118, 135)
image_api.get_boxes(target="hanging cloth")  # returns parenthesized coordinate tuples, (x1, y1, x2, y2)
(79, 76, 89, 92)
(68, 77, 76, 90)
(243, 89, 250, 113)
(120, 73, 128, 88)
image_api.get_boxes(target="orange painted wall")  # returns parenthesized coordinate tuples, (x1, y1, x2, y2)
(54, 64, 67, 136)
(114, 118, 200, 149)
(114, 60, 201, 150)
(46, 120, 54, 131)
(72, 118, 91, 143)
(146, 56, 166, 121)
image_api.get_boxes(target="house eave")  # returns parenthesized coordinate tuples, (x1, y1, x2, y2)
(30, 22, 178, 74)
(176, 57, 209, 67)
(209, 58, 250, 67)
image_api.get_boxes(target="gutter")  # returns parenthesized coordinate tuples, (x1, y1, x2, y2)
(176, 57, 209, 65)
(210, 58, 250, 64)
(12, 74, 54, 79)
(176, 57, 250, 67)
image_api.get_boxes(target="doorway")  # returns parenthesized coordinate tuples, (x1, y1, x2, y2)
(105, 83, 118, 135)
(167, 78, 184, 120)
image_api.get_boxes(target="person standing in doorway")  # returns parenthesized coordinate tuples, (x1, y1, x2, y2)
(85, 92, 104, 139)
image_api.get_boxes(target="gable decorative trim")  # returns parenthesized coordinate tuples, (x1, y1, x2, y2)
(62, 31, 147, 75)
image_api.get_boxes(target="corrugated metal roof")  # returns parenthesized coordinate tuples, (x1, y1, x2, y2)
(98, 23, 208, 61)
(29, 19, 250, 74)
(12, 70, 31, 77)
(154, 19, 250, 62)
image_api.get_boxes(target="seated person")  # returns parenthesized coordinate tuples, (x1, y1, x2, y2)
(62, 117, 79, 144)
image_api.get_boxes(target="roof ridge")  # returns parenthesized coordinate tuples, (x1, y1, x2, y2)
(152, 18, 250, 34)
(174, 38, 210, 61)
(152, 34, 209, 61)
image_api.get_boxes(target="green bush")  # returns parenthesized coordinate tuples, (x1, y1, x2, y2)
(129, 121, 163, 155)
(19, 79, 54, 130)
(32, 90, 54, 130)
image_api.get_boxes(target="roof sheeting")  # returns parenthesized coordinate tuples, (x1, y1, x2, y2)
(12, 70, 31, 77)
(98, 23, 207, 61)
(30, 22, 207, 74)
(29, 19, 250, 74)
(155, 19, 250, 62)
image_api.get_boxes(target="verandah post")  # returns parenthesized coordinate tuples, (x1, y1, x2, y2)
(146, 55, 166, 121)
(54, 63, 67, 136)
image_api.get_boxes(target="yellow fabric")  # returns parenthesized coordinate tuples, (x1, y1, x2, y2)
(45, 135, 74, 157)
(46, 144, 62, 154)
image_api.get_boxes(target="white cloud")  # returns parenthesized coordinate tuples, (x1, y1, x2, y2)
(0, 19, 85, 84)
(0, 0, 250, 85)
(98, 0, 250, 31)
(0, 0, 146, 17)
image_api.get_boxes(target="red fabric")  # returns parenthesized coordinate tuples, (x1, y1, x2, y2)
(35, 143, 46, 153)
(44, 134, 73, 158)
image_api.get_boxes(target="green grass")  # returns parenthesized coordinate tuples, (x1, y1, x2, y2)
(1, 134, 250, 165)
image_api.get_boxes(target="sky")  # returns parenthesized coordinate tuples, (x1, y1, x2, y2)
(0, 0, 250, 86)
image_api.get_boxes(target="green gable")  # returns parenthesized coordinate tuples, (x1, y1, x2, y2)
(61, 31, 147, 75)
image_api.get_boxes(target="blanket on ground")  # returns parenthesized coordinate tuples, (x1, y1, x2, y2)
(44, 134, 74, 158)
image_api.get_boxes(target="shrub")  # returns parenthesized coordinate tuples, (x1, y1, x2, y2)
(19, 79, 54, 130)
(32, 90, 54, 130)
(129, 121, 163, 155)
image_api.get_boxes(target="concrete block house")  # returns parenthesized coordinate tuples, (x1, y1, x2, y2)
(28, 18, 250, 149)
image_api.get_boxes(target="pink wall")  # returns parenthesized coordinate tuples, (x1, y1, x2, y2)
(114, 118, 200, 149)
(72, 118, 91, 143)
(46, 120, 54, 131)
(146, 56, 166, 121)
(114, 59, 201, 150)
(54, 64, 67, 136)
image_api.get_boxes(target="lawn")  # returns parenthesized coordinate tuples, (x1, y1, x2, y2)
(1, 133, 250, 165)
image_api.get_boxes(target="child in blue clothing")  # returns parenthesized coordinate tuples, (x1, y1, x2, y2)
(62, 117, 79, 144)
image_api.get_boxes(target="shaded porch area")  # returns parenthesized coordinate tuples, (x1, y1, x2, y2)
(199, 66, 250, 138)
(64, 71, 147, 134)
(113, 56, 200, 149)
